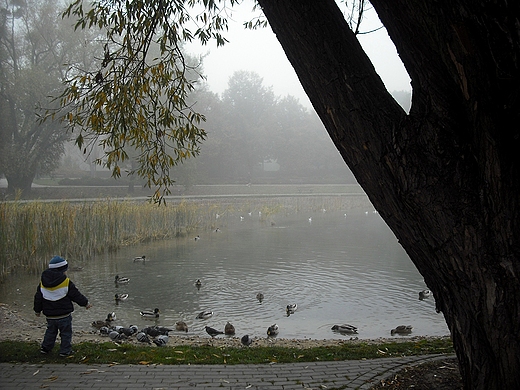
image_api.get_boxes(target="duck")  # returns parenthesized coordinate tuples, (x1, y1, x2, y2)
(115, 275, 130, 284)
(140, 308, 160, 318)
(205, 325, 224, 338)
(91, 312, 116, 329)
(195, 279, 202, 287)
(153, 334, 169, 347)
(175, 321, 188, 332)
(391, 325, 413, 335)
(267, 323, 279, 336)
(286, 303, 297, 315)
(241, 334, 253, 346)
(114, 293, 128, 301)
(194, 235, 200, 241)
(133, 255, 146, 262)
(419, 289, 431, 300)
(331, 324, 358, 334)
(256, 293, 264, 302)
(224, 322, 236, 335)
(196, 310, 213, 320)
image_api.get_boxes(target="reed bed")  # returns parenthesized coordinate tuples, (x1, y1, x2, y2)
(0, 194, 370, 281)
(0, 200, 225, 279)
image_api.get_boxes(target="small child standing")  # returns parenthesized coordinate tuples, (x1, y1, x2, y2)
(34, 256, 92, 356)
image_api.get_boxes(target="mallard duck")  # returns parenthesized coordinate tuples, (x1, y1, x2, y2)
(256, 292, 264, 302)
(115, 275, 130, 284)
(241, 334, 253, 346)
(133, 255, 146, 262)
(224, 322, 236, 335)
(194, 235, 201, 241)
(267, 323, 279, 336)
(195, 279, 202, 287)
(91, 313, 116, 329)
(286, 303, 297, 314)
(205, 325, 224, 337)
(331, 324, 358, 334)
(153, 334, 169, 347)
(175, 321, 188, 332)
(140, 308, 160, 318)
(196, 310, 213, 320)
(419, 289, 431, 300)
(114, 293, 128, 301)
(391, 325, 413, 335)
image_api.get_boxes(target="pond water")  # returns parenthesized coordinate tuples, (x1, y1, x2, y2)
(1, 207, 450, 341)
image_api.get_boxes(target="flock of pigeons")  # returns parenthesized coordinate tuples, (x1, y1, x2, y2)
(97, 257, 431, 347)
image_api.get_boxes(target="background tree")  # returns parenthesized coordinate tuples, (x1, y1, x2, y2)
(0, 0, 100, 196)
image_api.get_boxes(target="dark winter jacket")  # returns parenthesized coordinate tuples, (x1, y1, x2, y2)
(33, 269, 89, 318)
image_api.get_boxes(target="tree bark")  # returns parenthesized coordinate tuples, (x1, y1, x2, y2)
(256, 0, 520, 388)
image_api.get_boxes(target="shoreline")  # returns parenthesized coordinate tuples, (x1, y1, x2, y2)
(0, 303, 450, 349)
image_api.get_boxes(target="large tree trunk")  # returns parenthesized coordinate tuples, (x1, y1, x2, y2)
(256, 0, 520, 388)
(5, 173, 35, 197)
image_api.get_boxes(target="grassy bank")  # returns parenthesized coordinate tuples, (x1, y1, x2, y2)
(0, 338, 454, 365)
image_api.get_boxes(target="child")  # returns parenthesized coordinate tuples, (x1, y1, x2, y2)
(34, 256, 92, 356)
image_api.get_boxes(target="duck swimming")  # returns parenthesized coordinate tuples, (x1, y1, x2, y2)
(195, 279, 202, 287)
(267, 323, 279, 336)
(256, 292, 264, 302)
(133, 255, 146, 262)
(140, 308, 160, 318)
(419, 289, 431, 300)
(391, 325, 413, 335)
(331, 324, 358, 334)
(286, 303, 297, 315)
(196, 310, 213, 320)
(175, 321, 188, 332)
(115, 275, 130, 284)
(224, 322, 236, 335)
(114, 293, 128, 301)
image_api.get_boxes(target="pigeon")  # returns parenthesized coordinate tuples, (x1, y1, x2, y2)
(153, 334, 169, 347)
(136, 331, 151, 344)
(108, 330, 126, 341)
(142, 326, 162, 337)
(99, 326, 111, 336)
(205, 326, 224, 337)
(119, 326, 138, 337)
(224, 322, 236, 335)
(267, 324, 279, 336)
(241, 334, 253, 346)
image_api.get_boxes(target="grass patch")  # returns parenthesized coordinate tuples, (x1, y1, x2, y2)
(0, 338, 454, 365)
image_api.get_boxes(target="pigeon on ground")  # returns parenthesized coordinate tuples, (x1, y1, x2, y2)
(241, 334, 253, 346)
(205, 326, 224, 338)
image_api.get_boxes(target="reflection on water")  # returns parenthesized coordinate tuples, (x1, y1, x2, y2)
(1, 209, 449, 340)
